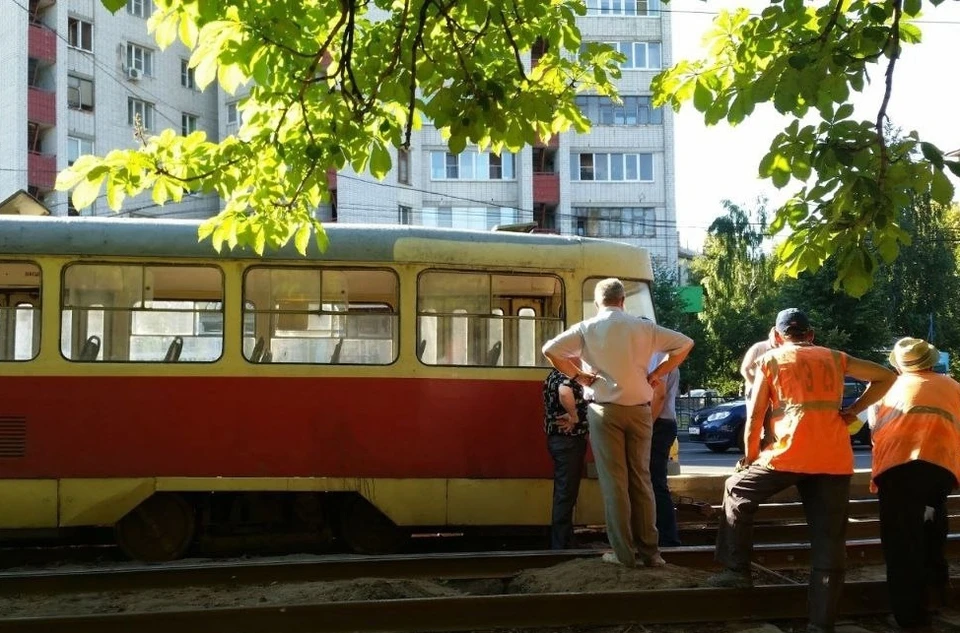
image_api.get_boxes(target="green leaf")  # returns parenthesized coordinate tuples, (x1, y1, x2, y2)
(72, 173, 106, 209)
(370, 142, 392, 179)
(294, 224, 311, 255)
(930, 169, 955, 204)
(835, 104, 854, 120)
(100, 0, 126, 12)
(946, 161, 960, 178)
(693, 80, 712, 112)
(920, 142, 944, 169)
(903, 0, 922, 15)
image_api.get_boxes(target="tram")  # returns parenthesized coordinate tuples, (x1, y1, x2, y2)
(0, 216, 657, 560)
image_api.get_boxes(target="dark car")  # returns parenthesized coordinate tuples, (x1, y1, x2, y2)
(686, 379, 870, 453)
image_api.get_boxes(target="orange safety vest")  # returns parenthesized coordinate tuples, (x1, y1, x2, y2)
(757, 344, 852, 474)
(870, 372, 960, 492)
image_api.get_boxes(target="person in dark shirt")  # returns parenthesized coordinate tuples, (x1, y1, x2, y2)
(542, 368, 590, 549)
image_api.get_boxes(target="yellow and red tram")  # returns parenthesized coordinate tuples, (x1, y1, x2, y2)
(0, 216, 658, 560)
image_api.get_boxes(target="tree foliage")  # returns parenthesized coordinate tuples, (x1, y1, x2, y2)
(56, 0, 622, 253)
(651, 262, 709, 390)
(690, 202, 780, 395)
(653, 0, 960, 297)
(686, 200, 960, 393)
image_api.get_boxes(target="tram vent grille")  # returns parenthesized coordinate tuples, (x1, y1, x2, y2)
(0, 417, 26, 458)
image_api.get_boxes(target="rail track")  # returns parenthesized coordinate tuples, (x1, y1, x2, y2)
(3, 496, 960, 633)
(2, 578, 957, 633)
(3, 536, 959, 596)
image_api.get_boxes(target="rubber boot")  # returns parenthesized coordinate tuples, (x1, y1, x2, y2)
(807, 569, 845, 633)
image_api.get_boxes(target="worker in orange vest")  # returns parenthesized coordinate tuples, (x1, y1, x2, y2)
(869, 337, 960, 632)
(705, 308, 896, 633)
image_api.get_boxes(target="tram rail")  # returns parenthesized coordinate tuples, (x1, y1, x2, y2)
(2, 578, 957, 633)
(3, 536, 959, 596)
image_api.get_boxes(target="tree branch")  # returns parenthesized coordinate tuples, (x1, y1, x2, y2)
(405, 0, 434, 148)
(499, 9, 527, 81)
(875, 0, 902, 190)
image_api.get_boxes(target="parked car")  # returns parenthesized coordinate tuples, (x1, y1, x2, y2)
(687, 379, 870, 453)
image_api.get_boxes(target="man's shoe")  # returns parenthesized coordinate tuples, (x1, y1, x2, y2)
(640, 554, 667, 567)
(702, 568, 752, 588)
(601, 551, 637, 567)
(601, 552, 623, 564)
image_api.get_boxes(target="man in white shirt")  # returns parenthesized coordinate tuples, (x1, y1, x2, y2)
(542, 278, 694, 567)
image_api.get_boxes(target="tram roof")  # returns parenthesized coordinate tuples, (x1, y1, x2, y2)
(0, 216, 652, 274)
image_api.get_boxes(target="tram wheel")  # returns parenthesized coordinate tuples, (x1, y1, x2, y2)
(337, 495, 405, 554)
(115, 493, 196, 562)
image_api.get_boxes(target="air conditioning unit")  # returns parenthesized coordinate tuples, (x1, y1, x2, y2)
(127, 67, 141, 81)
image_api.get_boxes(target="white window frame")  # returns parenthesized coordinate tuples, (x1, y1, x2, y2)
(180, 59, 196, 90)
(398, 205, 412, 225)
(127, 97, 155, 130)
(126, 43, 154, 76)
(226, 102, 240, 126)
(67, 75, 94, 112)
(585, 0, 660, 16)
(67, 136, 94, 166)
(67, 18, 93, 52)
(571, 153, 654, 182)
(429, 151, 516, 181)
(572, 207, 657, 238)
(397, 148, 410, 185)
(181, 113, 198, 136)
(126, 0, 153, 19)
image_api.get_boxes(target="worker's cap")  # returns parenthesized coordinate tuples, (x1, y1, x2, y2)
(775, 308, 811, 334)
(889, 337, 939, 373)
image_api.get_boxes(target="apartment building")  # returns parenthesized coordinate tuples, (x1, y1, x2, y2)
(223, 0, 678, 269)
(0, 0, 677, 267)
(0, 0, 220, 218)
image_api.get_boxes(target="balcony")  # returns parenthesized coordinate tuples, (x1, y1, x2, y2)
(27, 151, 56, 191)
(28, 24, 56, 63)
(27, 87, 55, 126)
(533, 173, 560, 205)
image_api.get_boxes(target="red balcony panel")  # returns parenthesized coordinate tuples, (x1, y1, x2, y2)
(325, 168, 337, 191)
(27, 151, 56, 191)
(27, 87, 56, 126)
(28, 24, 56, 63)
(533, 173, 560, 205)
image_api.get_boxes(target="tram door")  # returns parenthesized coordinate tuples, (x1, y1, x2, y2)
(0, 292, 40, 361)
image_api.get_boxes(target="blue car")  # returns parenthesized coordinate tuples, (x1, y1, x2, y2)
(687, 379, 870, 453)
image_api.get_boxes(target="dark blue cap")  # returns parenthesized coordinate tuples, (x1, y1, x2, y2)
(775, 308, 810, 334)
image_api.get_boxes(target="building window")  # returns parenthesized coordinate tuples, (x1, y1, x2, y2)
(226, 102, 240, 126)
(67, 18, 93, 51)
(572, 207, 657, 238)
(67, 75, 94, 112)
(421, 207, 516, 231)
(575, 95, 663, 126)
(397, 148, 410, 185)
(181, 113, 198, 136)
(128, 98, 155, 130)
(67, 136, 94, 166)
(570, 153, 654, 182)
(126, 0, 152, 18)
(126, 43, 154, 76)
(585, 0, 660, 15)
(587, 42, 661, 70)
(430, 151, 516, 181)
(180, 59, 196, 90)
(398, 205, 412, 225)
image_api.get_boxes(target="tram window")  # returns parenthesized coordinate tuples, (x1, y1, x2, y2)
(61, 263, 224, 362)
(417, 271, 563, 367)
(0, 262, 42, 362)
(583, 277, 655, 321)
(242, 267, 398, 364)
